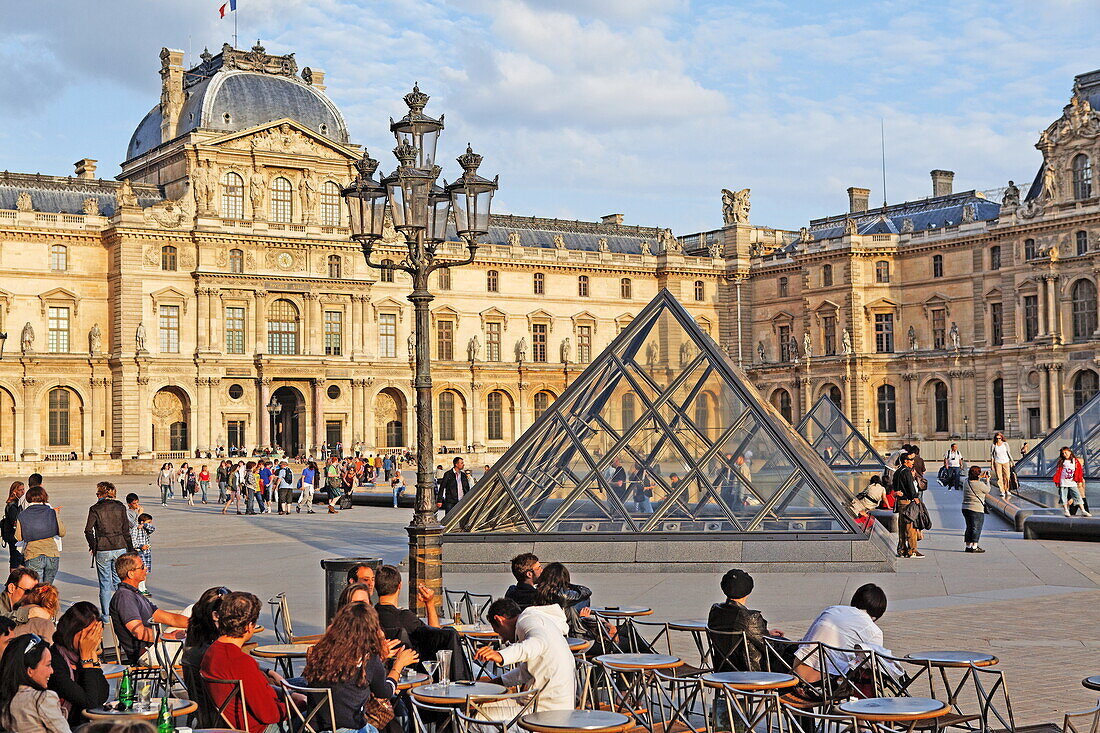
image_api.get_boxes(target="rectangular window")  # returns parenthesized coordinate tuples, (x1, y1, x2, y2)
(379, 313, 396, 358)
(931, 308, 946, 349)
(225, 307, 245, 354)
(437, 320, 453, 361)
(47, 306, 70, 353)
(159, 304, 180, 353)
(874, 313, 894, 353)
(990, 246, 1001, 270)
(324, 310, 343, 356)
(990, 302, 1004, 346)
(227, 420, 245, 450)
(486, 322, 501, 362)
(778, 324, 791, 362)
(822, 315, 836, 356)
(578, 325, 592, 363)
(532, 323, 548, 362)
(1024, 295, 1039, 341)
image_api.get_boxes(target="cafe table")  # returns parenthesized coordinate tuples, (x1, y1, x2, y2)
(397, 670, 431, 691)
(1083, 676, 1100, 691)
(592, 607, 653, 654)
(596, 653, 682, 732)
(700, 671, 798, 691)
(101, 663, 126, 680)
(837, 697, 948, 733)
(251, 642, 313, 677)
(519, 710, 633, 733)
(906, 650, 998, 713)
(568, 637, 593, 653)
(668, 619, 709, 665)
(85, 697, 197, 721)
(410, 681, 508, 706)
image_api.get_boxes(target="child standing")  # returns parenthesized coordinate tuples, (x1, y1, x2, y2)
(134, 513, 155, 590)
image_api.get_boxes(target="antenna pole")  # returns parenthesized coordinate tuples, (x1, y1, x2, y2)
(880, 118, 888, 208)
(234, 10, 238, 48)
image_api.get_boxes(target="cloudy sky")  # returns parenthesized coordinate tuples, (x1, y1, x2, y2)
(1, 0, 1097, 233)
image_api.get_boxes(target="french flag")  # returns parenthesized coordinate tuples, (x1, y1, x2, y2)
(219, 0, 236, 18)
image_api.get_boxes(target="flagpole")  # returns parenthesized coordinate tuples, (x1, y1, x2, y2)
(234, 8, 238, 48)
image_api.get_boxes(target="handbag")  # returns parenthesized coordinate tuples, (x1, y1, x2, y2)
(363, 696, 395, 728)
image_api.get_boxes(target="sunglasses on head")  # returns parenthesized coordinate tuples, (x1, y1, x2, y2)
(23, 634, 43, 655)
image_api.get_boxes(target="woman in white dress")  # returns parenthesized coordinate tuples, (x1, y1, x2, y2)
(989, 433, 1014, 498)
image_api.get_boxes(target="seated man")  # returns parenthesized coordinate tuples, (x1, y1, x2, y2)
(504, 553, 541, 610)
(345, 561, 376, 597)
(475, 598, 575, 712)
(0, 568, 38, 623)
(374, 565, 470, 680)
(201, 590, 289, 733)
(707, 569, 784, 672)
(108, 552, 189, 665)
(793, 583, 889, 684)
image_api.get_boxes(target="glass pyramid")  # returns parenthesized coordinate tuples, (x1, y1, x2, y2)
(797, 395, 887, 472)
(445, 290, 865, 538)
(1014, 389, 1100, 506)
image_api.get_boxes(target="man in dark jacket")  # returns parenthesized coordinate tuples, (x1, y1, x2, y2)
(707, 569, 783, 671)
(504, 553, 541, 609)
(892, 454, 923, 558)
(439, 457, 473, 513)
(84, 481, 134, 618)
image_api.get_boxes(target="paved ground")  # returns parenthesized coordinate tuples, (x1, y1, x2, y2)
(10, 468, 1100, 726)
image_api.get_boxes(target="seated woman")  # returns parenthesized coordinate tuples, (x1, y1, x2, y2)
(304, 601, 418, 733)
(182, 587, 230, 727)
(48, 601, 109, 727)
(533, 563, 599, 641)
(13, 584, 60, 642)
(0, 633, 71, 732)
(337, 582, 373, 611)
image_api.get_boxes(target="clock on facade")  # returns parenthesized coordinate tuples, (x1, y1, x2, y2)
(276, 252, 293, 269)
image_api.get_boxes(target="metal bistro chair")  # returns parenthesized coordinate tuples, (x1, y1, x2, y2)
(780, 701, 861, 733)
(651, 668, 710, 733)
(127, 666, 172, 700)
(443, 589, 493, 624)
(153, 623, 188, 694)
(704, 628, 754, 674)
(1063, 700, 1100, 733)
(869, 651, 981, 733)
(721, 686, 789, 733)
(410, 694, 459, 733)
(201, 673, 250, 732)
(457, 689, 543, 733)
(969, 664, 1016, 733)
(281, 679, 338, 733)
(762, 637, 831, 709)
(269, 591, 323, 644)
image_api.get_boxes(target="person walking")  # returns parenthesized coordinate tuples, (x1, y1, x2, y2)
(275, 461, 294, 515)
(1054, 447, 1091, 516)
(324, 457, 341, 514)
(990, 433, 1014, 499)
(184, 465, 198, 507)
(2, 482, 25, 571)
(16, 487, 64, 586)
(961, 466, 989, 552)
(440, 457, 473, 513)
(156, 463, 173, 507)
(943, 443, 964, 490)
(216, 460, 230, 504)
(223, 461, 243, 515)
(198, 464, 211, 505)
(176, 462, 189, 499)
(243, 461, 259, 515)
(390, 473, 407, 508)
(892, 453, 924, 558)
(297, 461, 318, 514)
(83, 482, 134, 618)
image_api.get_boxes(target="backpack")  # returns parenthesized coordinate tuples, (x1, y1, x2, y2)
(280, 467, 294, 486)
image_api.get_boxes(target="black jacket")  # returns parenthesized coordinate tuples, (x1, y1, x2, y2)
(84, 498, 133, 552)
(892, 466, 920, 501)
(47, 645, 110, 727)
(707, 600, 770, 671)
(505, 583, 538, 609)
(439, 469, 473, 510)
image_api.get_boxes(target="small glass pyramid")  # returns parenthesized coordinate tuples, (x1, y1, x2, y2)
(445, 290, 864, 537)
(1015, 389, 1100, 505)
(797, 395, 887, 472)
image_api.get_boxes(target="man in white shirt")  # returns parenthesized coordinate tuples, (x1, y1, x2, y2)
(475, 598, 576, 712)
(794, 583, 888, 682)
(943, 443, 963, 491)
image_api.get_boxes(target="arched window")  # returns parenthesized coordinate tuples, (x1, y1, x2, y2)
(771, 389, 792, 422)
(533, 273, 544, 295)
(621, 393, 635, 430)
(778, 277, 789, 297)
(1077, 231, 1089, 256)
(320, 181, 341, 226)
(992, 378, 1005, 430)
(1074, 369, 1099, 410)
(932, 254, 944, 278)
(228, 248, 244, 273)
(822, 264, 832, 287)
(380, 259, 394, 283)
(49, 244, 67, 272)
(1072, 153, 1093, 200)
(875, 260, 890, 283)
(827, 385, 842, 408)
(877, 384, 896, 433)
(270, 177, 292, 222)
(1072, 279, 1098, 342)
(694, 280, 705, 301)
(620, 278, 632, 299)
(267, 299, 299, 355)
(534, 391, 552, 421)
(438, 391, 456, 442)
(694, 393, 710, 432)
(437, 267, 451, 290)
(161, 245, 177, 271)
(221, 172, 244, 219)
(1024, 238, 1037, 260)
(327, 254, 342, 279)
(48, 387, 71, 446)
(487, 391, 504, 441)
(989, 245, 1001, 270)
(487, 270, 499, 292)
(933, 381, 949, 433)
(578, 275, 589, 297)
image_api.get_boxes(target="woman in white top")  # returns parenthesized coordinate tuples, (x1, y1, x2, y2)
(989, 433, 1014, 498)
(1054, 447, 1091, 517)
(156, 463, 174, 507)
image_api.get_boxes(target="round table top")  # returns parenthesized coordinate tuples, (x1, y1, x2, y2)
(85, 698, 197, 721)
(101, 663, 126, 679)
(907, 651, 998, 667)
(568, 637, 593, 652)
(837, 697, 949, 722)
(593, 606, 652, 618)
(252, 643, 313, 658)
(1083, 676, 1100, 691)
(595, 653, 682, 670)
(701, 671, 799, 690)
(410, 681, 508, 705)
(668, 618, 708, 631)
(520, 710, 633, 733)
(451, 623, 499, 637)
(397, 671, 431, 690)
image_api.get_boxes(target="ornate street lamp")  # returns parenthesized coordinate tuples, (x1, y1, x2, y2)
(343, 85, 497, 613)
(267, 398, 282, 453)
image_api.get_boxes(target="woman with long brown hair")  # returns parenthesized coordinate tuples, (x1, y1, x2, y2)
(1054, 446, 1091, 516)
(303, 601, 417, 733)
(2, 482, 25, 570)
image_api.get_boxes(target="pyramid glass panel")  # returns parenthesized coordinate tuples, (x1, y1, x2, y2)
(1014, 389, 1100, 506)
(797, 396, 888, 472)
(445, 290, 865, 538)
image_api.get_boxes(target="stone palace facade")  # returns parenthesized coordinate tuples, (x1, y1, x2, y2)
(0, 42, 1096, 465)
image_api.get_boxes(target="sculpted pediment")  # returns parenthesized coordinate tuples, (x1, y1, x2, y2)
(213, 119, 359, 160)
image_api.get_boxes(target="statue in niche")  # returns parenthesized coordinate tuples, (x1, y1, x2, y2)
(802, 332, 812, 358)
(757, 340, 767, 363)
(908, 325, 918, 351)
(467, 335, 480, 362)
(515, 337, 528, 363)
(1042, 163, 1058, 201)
(249, 172, 265, 215)
(841, 329, 852, 355)
(300, 176, 317, 218)
(20, 322, 33, 354)
(560, 337, 571, 364)
(949, 322, 961, 351)
(89, 323, 102, 354)
(789, 335, 800, 361)
(135, 322, 147, 351)
(192, 159, 217, 212)
(645, 341, 659, 366)
(407, 334, 415, 360)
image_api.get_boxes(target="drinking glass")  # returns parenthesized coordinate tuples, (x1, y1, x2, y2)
(422, 660, 438, 684)
(436, 650, 452, 686)
(137, 681, 153, 712)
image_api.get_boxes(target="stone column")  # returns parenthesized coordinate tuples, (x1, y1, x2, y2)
(1038, 279, 1049, 337)
(516, 382, 529, 440)
(197, 289, 210, 351)
(258, 377, 271, 447)
(254, 290, 268, 354)
(195, 377, 209, 454)
(350, 295, 364, 358)
(20, 377, 38, 460)
(89, 377, 109, 458)
(469, 380, 482, 451)
(310, 293, 323, 356)
(1052, 364, 1065, 426)
(312, 379, 325, 450)
(207, 378, 219, 454)
(1038, 365, 1050, 432)
(136, 375, 153, 459)
(1046, 276, 1060, 343)
(350, 378, 364, 445)
(209, 290, 221, 352)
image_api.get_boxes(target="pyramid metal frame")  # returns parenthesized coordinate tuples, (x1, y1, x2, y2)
(797, 395, 887, 472)
(445, 290, 866, 540)
(1015, 388, 1100, 481)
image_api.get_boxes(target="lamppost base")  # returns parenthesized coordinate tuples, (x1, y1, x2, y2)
(406, 521, 445, 615)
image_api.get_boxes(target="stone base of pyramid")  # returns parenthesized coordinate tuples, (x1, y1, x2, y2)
(441, 528, 897, 573)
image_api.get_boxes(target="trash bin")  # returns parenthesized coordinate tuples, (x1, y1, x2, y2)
(320, 557, 382, 623)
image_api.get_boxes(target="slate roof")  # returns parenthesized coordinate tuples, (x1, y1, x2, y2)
(473, 214, 663, 255)
(0, 172, 163, 217)
(802, 191, 1000, 243)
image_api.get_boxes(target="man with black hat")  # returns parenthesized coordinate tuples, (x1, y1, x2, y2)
(707, 568, 784, 671)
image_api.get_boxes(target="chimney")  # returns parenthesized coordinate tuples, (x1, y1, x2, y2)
(847, 187, 870, 213)
(159, 48, 186, 144)
(601, 213, 624, 225)
(931, 169, 954, 197)
(73, 159, 97, 179)
(302, 67, 326, 91)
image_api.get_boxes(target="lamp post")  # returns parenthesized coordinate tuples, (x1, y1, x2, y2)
(267, 398, 282, 454)
(964, 415, 969, 442)
(343, 85, 497, 614)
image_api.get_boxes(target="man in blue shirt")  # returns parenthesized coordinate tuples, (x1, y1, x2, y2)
(257, 461, 272, 514)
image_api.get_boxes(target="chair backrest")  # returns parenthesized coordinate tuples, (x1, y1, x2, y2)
(625, 619, 670, 655)
(443, 589, 493, 623)
(652, 670, 710, 733)
(724, 687, 789, 733)
(867, 649, 934, 699)
(281, 679, 337, 733)
(268, 592, 292, 644)
(1064, 700, 1100, 733)
(128, 666, 170, 699)
(463, 688, 541, 727)
(575, 657, 598, 710)
(202, 673, 250, 732)
(706, 627, 753, 672)
(589, 610, 625, 655)
(970, 664, 1016, 733)
(410, 694, 458, 733)
(780, 700, 860, 733)
(152, 624, 187, 692)
(101, 622, 123, 665)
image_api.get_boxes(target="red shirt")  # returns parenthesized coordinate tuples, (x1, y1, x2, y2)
(200, 640, 285, 732)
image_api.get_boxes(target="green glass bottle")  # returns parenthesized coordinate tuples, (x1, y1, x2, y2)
(155, 695, 174, 733)
(117, 669, 133, 711)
